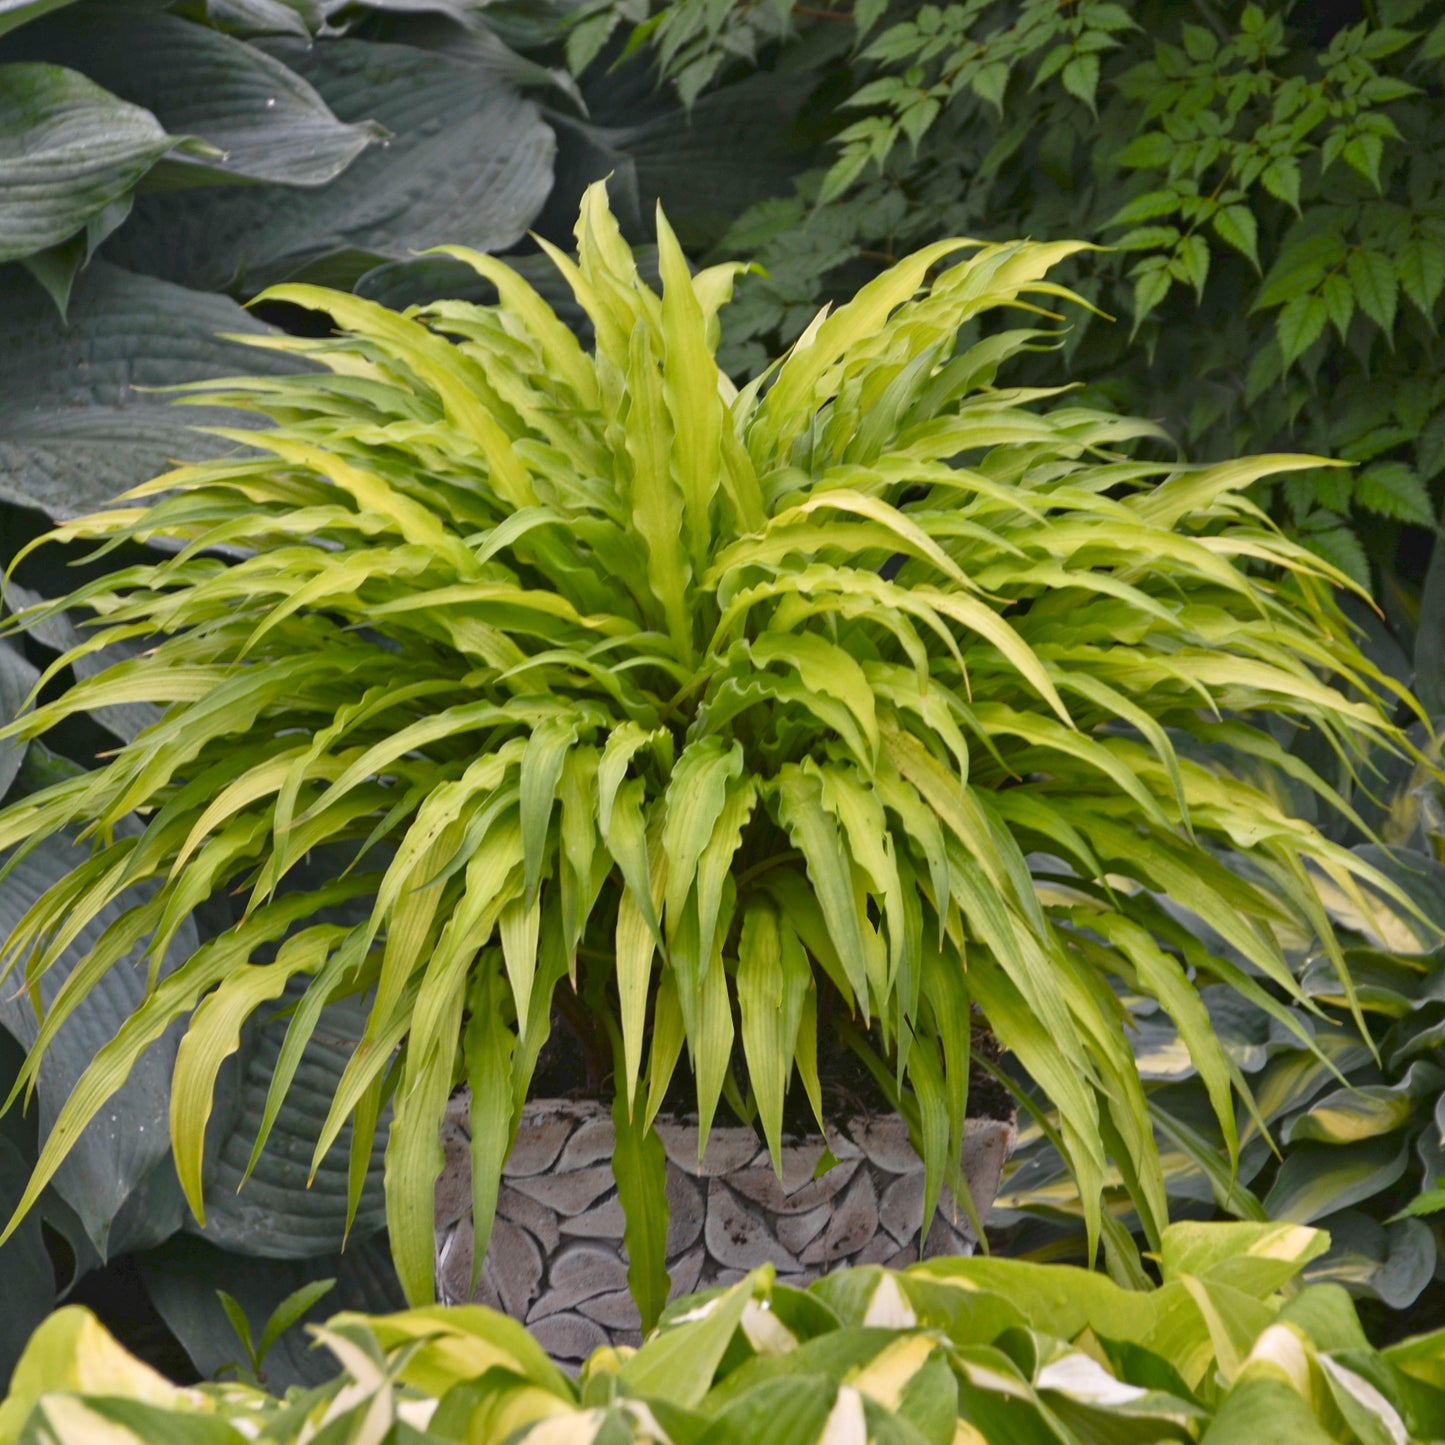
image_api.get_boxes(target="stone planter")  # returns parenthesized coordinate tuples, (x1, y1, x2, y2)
(434, 1096, 1015, 1367)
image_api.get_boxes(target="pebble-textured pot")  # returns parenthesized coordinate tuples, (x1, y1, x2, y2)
(434, 1096, 1015, 1367)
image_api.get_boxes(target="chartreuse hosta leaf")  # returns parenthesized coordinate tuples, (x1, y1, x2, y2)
(0, 182, 1428, 1304)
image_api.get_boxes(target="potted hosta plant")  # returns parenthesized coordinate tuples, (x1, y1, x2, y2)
(0, 186, 1418, 1346)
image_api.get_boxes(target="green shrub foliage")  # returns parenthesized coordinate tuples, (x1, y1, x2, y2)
(3, 1225, 1444, 1443)
(604, 0, 1445, 593)
(0, 185, 1422, 1309)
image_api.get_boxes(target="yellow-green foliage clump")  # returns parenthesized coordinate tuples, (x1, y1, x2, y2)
(0, 184, 1416, 1305)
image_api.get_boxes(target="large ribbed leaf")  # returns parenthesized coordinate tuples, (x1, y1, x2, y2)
(0, 261, 301, 517)
(1305, 1211, 1437, 1310)
(186, 991, 388, 1258)
(1416, 544, 1445, 718)
(2, 589, 161, 744)
(0, 1136, 52, 1391)
(611, 68, 816, 249)
(0, 836, 198, 1257)
(205, 0, 318, 38)
(16, 190, 130, 318)
(107, 35, 554, 292)
(0, 63, 170, 263)
(3, 6, 382, 187)
(1314, 845, 1445, 954)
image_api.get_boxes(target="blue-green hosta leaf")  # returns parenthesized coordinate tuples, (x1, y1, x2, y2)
(1417, 543, 1445, 719)
(0, 63, 171, 263)
(18, 190, 130, 319)
(1298, 950, 1423, 1016)
(0, 592, 161, 745)
(190, 988, 388, 1258)
(320, 0, 490, 18)
(140, 1231, 403, 1392)
(5, 6, 382, 186)
(1247, 1035, 1374, 1132)
(0, 836, 198, 1258)
(354, 13, 576, 109)
(68, 636, 164, 745)
(0, 261, 304, 517)
(1304, 1210, 1437, 1311)
(1126, 1011, 1196, 1080)
(206, 0, 319, 37)
(0, 1134, 54, 1390)
(107, 36, 554, 293)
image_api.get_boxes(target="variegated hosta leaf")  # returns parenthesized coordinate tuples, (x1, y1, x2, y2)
(0, 181, 1423, 1302)
(1, 1232, 1433, 1445)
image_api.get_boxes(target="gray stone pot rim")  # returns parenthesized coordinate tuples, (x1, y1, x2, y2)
(435, 1095, 1015, 1367)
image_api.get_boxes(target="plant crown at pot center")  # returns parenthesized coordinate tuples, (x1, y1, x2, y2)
(0, 182, 1423, 1314)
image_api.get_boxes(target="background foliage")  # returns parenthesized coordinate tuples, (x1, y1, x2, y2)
(619, 0, 1445, 613)
(0, 0, 811, 523)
